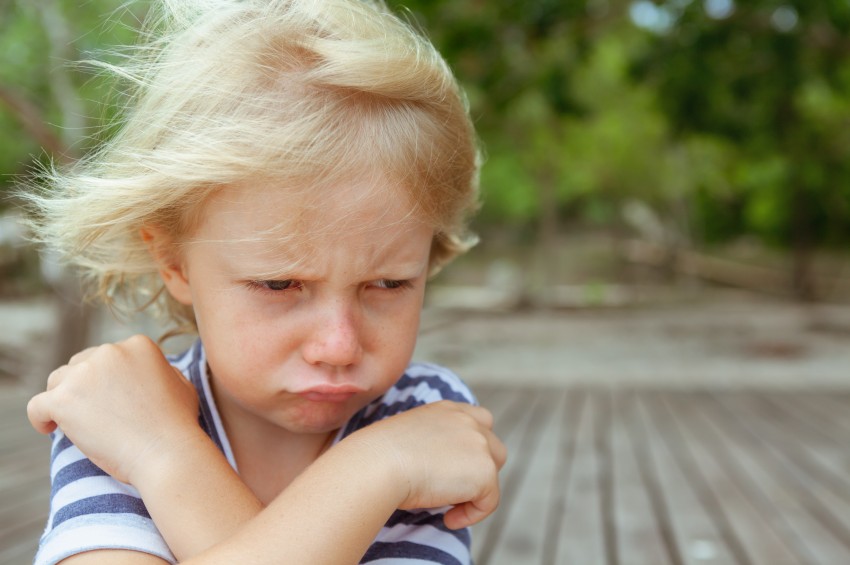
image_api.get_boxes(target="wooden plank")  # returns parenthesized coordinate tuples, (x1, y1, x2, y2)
(634, 393, 742, 565)
(0, 384, 49, 565)
(554, 389, 608, 565)
(0, 474, 49, 563)
(767, 393, 850, 479)
(689, 392, 845, 564)
(469, 385, 527, 551)
(704, 393, 850, 562)
(540, 389, 585, 565)
(739, 393, 836, 448)
(622, 393, 685, 565)
(771, 393, 850, 440)
(484, 390, 565, 565)
(767, 393, 850, 456)
(0, 471, 50, 522)
(610, 391, 674, 565)
(796, 393, 850, 432)
(660, 392, 803, 565)
(472, 388, 545, 564)
(0, 520, 43, 565)
(734, 393, 850, 505)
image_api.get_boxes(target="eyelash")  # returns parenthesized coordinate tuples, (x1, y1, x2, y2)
(246, 279, 412, 294)
(373, 279, 413, 291)
(246, 280, 303, 293)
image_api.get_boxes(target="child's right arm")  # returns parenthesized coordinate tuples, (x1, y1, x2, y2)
(28, 336, 506, 564)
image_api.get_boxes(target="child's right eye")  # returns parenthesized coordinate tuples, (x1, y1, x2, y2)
(247, 279, 303, 293)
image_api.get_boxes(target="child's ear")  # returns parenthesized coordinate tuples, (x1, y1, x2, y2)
(140, 226, 193, 306)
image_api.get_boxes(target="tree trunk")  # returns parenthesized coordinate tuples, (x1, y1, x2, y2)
(534, 166, 559, 306)
(791, 185, 815, 301)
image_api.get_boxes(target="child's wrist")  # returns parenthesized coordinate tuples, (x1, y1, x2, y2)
(128, 427, 214, 491)
(335, 429, 412, 508)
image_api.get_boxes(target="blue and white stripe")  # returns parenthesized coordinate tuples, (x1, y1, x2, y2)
(36, 428, 175, 565)
(34, 341, 476, 565)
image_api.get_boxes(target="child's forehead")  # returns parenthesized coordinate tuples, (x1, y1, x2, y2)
(185, 177, 434, 280)
(188, 174, 429, 251)
(209, 172, 416, 226)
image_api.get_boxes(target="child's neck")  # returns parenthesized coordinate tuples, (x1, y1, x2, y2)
(232, 424, 336, 505)
(209, 378, 338, 505)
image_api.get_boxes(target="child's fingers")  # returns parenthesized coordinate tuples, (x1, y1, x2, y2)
(464, 404, 494, 430)
(443, 486, 501, 530)
(68, 346, 99, 366)
(490, 433, 508, 470)
(459, 404, 507, 469)
(430, 401, 493, 429)
(27, 392, 58, 435)
(45, 345, 99, 392)
(45, 366, 68, 391)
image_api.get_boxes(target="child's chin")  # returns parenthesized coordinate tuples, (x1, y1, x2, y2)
(284, 406, 354, 435)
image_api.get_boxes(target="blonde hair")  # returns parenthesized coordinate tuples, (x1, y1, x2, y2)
(24, 0, 481, 333)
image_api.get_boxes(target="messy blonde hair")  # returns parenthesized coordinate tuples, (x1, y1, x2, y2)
(24, 0, 481, 333)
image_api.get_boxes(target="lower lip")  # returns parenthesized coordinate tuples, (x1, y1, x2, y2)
(298, 391, 357, 403)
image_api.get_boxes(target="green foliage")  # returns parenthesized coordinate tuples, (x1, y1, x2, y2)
(0, 3, 47, 180)
(3, 0, 850, 255)
(0, 0, 147, 201)
(632, 0, 850, 249)
(396, 0, 850, 256)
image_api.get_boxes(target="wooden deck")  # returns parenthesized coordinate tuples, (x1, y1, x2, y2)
(470, 386, 850, 565)
(0, 385, 50, 565)
(3, 384, 850, 564)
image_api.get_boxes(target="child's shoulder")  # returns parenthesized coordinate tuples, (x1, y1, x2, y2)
(392, 362, 476, 405)
(339, 362, 476, 439)
(166, 340, 203, 371)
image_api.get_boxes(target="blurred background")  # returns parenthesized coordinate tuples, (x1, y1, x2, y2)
(3, 1, 850, 563)
(2, 0, 850, 387)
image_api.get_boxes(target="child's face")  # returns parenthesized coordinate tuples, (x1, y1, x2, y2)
(158, 177, 432, 437)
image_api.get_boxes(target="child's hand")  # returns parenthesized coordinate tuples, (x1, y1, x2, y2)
(346, 400, 507, 530)
(27, 335, 201, 485)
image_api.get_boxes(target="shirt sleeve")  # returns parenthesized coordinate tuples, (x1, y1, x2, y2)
(354, 362, 477, 565)
(33, 429, 176, 565)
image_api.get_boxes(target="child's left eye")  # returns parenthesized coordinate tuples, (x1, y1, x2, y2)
(373, 279, 410, 290)
(248, 279, 303, 293)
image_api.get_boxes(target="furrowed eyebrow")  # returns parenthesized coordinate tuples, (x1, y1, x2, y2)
(211, 247, 313, 281)
(370, 260, 429, 279)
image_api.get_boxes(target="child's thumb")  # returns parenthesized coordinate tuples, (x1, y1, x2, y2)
(27, 392, 59, 435)
(442, 489, 500, 530)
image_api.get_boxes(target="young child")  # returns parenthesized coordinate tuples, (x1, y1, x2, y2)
(23, 0, 505, 563)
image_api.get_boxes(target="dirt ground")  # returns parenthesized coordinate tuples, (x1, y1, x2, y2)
(3, 287, 850, 392)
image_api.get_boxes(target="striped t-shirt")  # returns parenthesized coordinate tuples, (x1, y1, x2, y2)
(34, 340, 476, 565)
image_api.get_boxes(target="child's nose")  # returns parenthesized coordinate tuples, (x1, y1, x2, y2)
(302, 299, 363, 368)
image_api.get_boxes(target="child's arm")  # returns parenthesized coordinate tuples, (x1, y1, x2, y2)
(28, 336, 505, 563)
(181, 401, 501, 565)
(29, 336, 264, 559)
(46, 402, 500, 565)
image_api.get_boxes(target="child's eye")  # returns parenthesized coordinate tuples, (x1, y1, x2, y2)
(248, 279, 303, 293)
(373, 279, 411, 290)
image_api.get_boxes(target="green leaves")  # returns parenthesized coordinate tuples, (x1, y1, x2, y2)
(4, 0, 850, 259)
